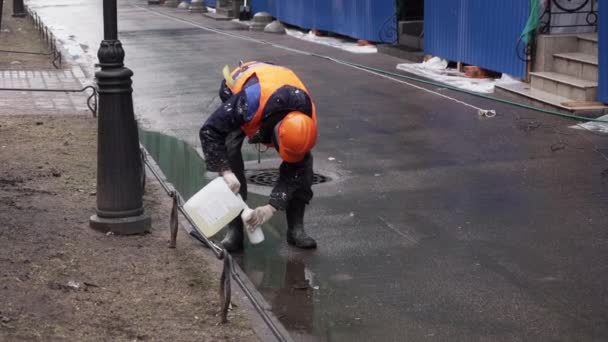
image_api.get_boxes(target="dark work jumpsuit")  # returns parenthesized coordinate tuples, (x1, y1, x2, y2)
(199, 75, 316, 248)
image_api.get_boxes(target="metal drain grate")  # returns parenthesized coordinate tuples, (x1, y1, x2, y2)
(246, 169, 331, 187)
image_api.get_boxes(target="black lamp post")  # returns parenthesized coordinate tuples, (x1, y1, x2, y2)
(12, 0, 25, 17)
(90, 0, 150, 234)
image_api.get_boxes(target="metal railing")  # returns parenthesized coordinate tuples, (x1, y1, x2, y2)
(540, 0, 599, 34)
(141, 148, 290, 342)
(0, 85, 98, 116)
(25, 6, 62, 68)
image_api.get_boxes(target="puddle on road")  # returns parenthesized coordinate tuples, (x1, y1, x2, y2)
(140, 129, 209, 201)
(139, 130, 319, 338)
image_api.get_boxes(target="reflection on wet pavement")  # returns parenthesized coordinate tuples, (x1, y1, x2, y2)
(239, 243, 317, 336)
(140, 129, 209, 200)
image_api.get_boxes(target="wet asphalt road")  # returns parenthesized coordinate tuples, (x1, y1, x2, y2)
(27, 0, 608, 340)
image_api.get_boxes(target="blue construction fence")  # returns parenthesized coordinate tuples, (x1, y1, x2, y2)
(424, 0, 530, 79)
(249, 0, 397, 43)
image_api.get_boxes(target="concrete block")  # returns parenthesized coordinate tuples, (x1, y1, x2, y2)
(264, 21, 286, 34)
(164, 0, 179, 7)
(250, 12, 272, 31)
(253, 11, 272, 23)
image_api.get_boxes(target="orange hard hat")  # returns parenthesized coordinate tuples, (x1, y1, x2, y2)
(274, 112, 317, 163)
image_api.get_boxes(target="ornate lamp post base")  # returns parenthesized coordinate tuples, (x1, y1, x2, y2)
(90, 32, 151, 234)
(90, 214, 151, 235)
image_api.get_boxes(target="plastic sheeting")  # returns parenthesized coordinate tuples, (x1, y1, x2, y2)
(397, 58, 520, 94)
(250, 0, 397, 43)
(600, 1, 607, 103)
(285, 29, 378, 53)
(206, 0, 216, 7)
(424, 0, 530, 79)
(572, 115, 608, 134)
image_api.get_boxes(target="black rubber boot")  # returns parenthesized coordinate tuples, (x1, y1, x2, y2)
(221, 218, 244, 253)
(286, 200, 317, 249)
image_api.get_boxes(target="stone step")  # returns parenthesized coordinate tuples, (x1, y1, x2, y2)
(216, 7, 235, 18)
(578, 33, 598, 42)
(398, 35, 423, 50)
(531, 71, 597, 102)
(203, 11, 233, 20)
(495, 81, 607, 115)
(398, 21, 424, 50)
(577, 34, 597, 56)
(398, 20, 423, 36)
(163, 0, 179, 8)
(553, 52, 598, 82)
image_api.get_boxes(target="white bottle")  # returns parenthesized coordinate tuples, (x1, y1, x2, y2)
(241, 206, 265, 244)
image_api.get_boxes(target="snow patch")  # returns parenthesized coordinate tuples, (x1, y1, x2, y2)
(396, 57, 520, 94)
(285, 29, 377, 54)
(572, 115, 608, 134)
(46, 24, 95, 67)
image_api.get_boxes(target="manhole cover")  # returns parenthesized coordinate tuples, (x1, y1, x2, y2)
(246, 169, 331, 187)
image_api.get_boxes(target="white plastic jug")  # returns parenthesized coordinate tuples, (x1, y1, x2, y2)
(184, 178, 245, 238)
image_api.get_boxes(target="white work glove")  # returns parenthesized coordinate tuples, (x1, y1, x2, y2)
(244, 204, 276, 230)
(221, 170, 240, 194)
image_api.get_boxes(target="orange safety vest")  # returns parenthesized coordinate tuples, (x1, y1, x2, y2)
(226, 62, 317, 138)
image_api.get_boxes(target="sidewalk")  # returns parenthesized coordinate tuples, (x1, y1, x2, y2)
(0, 0, 89, 116)
(0, 4, 260, 341)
